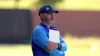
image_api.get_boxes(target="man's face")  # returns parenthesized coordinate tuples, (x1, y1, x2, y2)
(40, 13, 55, 25)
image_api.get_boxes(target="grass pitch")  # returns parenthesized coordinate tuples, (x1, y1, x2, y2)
(0, 36, 100, 56)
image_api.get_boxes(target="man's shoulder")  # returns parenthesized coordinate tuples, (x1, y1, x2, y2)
(33, 25, 45, 32)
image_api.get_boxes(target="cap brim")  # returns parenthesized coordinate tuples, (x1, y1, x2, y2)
(49, 10, 59, 14)
(40, 10, 59, 14)
(54, 11, 59, 13)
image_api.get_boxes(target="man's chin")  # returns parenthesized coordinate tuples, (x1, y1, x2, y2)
(49, 22, 55, 25)
(46, 22, 54, 25)
(44, 20, 55, 25)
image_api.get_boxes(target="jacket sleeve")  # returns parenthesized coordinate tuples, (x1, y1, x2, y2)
(32, 28, 64, 56)
(58, 36, 67, 51)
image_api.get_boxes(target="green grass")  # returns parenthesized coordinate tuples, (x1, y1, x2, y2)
(63, 37, 100, 56)
(0, 44, 32, 56)
(0, 36, 100, 56)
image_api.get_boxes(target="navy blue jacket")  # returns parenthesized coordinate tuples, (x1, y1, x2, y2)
(32, 23, 67, 56)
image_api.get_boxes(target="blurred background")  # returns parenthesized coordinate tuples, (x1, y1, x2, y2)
(0, 0, 100, 56)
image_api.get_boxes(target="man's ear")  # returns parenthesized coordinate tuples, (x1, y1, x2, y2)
(40, 14, 44, 21)
(40, 14, 43, 16)
(40, 14, 44, 19)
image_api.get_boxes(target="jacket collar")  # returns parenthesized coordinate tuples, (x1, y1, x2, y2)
(40, 22, 56, 32)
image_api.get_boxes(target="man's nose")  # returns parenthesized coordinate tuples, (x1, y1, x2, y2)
(51, 14, 55, 19)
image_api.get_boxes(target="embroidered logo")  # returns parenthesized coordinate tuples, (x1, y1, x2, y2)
(46, 7, 49, 10)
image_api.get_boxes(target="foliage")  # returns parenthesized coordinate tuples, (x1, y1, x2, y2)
(37, 0, 63, 7)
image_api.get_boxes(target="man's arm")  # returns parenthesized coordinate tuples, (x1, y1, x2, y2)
(32, 28, 64, 56)
(57, 36, 67, 51)
(45, 42, 59, 50)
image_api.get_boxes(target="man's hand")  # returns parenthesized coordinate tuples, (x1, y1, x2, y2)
(45, 42, 58, 51)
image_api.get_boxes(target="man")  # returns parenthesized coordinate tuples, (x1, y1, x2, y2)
(31, 5, 67, 56)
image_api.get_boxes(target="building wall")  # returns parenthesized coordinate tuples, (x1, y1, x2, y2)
(0, 10, 100, 43)
(32, 10, 100, 36)
(0, 9, 31, 43)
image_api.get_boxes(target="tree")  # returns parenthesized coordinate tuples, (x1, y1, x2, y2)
(37, 0, 63, 7)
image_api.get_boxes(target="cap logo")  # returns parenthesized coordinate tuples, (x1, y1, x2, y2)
(46, 7, 49, 10)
